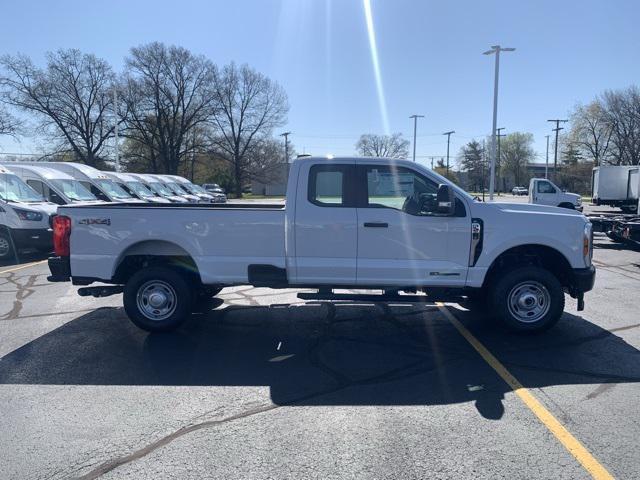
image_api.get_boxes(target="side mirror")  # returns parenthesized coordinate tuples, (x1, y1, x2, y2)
(436, 184, 455, 215)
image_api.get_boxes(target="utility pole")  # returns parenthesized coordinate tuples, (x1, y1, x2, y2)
(545, 134, 550, 179)
(547, 119, 568, 182)
(409, 114, 424, 162)
(496, 127, 506, 194)
(483, 45, 515, 201)
(113, 88, 120, 172)
(280, 131, 291, 162)
(482, 139, 486, 202)
(443, 131, 455, 177)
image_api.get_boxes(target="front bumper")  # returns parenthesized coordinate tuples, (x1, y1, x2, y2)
(572, 265, 596, 293)
(12, 228, 53, 251)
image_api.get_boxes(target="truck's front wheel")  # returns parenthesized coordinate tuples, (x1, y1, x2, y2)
(490, 266, 565, 333)
(123, 267, 192, 332)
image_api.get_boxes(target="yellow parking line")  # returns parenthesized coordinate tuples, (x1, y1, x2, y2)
(0, 260, 47, 275)
(436, 303, 615, 480)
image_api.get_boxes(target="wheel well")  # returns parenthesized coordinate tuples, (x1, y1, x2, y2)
(483, 244, 573, 289)
(113, 241, 201, 285)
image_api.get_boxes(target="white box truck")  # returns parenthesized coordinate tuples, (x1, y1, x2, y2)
(591, 165, 639, 213)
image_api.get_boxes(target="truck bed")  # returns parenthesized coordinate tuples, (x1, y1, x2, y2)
(60, 202, 287, 284)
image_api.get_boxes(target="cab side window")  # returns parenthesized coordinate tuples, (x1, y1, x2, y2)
(537, 181, 556, 194)
(308, 164, 355, 207)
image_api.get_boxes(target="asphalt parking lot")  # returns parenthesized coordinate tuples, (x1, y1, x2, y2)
(1, 200, 639, 479)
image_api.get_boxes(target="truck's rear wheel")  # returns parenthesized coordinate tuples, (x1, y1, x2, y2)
(490, 266, 564, 333)
(123, 267, 192, 332)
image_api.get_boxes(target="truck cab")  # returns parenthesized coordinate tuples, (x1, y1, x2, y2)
(0, 165, 57, 260)
(529, 178, 582, 211)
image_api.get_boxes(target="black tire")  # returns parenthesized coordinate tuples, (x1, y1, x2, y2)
(489, 266, 565, 333)
(123, 267, 192, 332)
(620, 205, 638, 214)
(0, 230, 16, 261)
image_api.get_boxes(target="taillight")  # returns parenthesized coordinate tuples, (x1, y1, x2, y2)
(53, 215, 71, 256)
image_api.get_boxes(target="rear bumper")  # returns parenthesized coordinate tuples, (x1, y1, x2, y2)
(47, 256, 71, 282)
(571, 265, 596, 293)
(12, 228, 53, 251)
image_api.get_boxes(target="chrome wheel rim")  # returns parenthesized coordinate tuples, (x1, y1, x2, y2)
(136, 280, 177, 321)
(0, 237, 10, 258)
(507, 281, 551, 323)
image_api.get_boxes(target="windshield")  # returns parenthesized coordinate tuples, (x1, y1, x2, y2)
(50, 179, 97, 201)
(0, 173, 46, 202)
(166, 182, 190, 196)
(188, 183, 210, 195)
(94, 179, 133, 199)
(126, 181, 155, 198)
(148, 182, 175, 197)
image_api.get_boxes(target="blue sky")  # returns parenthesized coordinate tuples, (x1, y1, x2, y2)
(1, 0, 639, 169)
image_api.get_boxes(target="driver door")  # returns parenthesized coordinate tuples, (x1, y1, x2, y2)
(533, 180, 558, 206)
(356, 163, 470, 287)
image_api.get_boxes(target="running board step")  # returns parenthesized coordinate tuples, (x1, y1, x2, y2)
(297, 291, 433, 303)
(78, 285, 124, 298)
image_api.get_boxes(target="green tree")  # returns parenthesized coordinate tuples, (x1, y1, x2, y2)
(458, 140, 485, 191)
(501, 132, 535, 187)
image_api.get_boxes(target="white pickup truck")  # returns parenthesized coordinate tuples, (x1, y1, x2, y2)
(48, 156, 595, 333)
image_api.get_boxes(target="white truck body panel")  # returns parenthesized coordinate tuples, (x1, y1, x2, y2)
(592, 166, 637, 201)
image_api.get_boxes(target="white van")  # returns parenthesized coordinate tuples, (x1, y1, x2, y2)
(5, 164, 99, 205)
(128, 174, 189, 203)
(0, 165, 57, 260)
(150, 175, 201, 203)
(165, 175, 225, 203)
(23, 162, 144, 203)
(104, 172, 171, 204)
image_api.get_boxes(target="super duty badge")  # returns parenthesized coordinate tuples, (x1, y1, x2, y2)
(78, 218, 111, 226)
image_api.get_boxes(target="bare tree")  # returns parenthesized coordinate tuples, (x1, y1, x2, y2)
(0, 49, 118, 166)
(568, 101, 612, 166)
(355, 133, 409, 158)
(122, 42, 217, 174)
(0, 105, 20, 137)
(208, 63, 289, 197)
(601, 87, 640, 165)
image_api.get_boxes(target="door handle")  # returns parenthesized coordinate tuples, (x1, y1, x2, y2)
(364, 222, 388, 228)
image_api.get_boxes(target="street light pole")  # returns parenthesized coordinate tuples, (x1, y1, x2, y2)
(496, 127, 506, 194)
(483, 45, 515, 201)
(545, 134, 550, 179)
(443, 130, 455, 177)
(547, 119, 567, 182)
(409, 114, 424, 162)
(280, 131, 291, 162)
(113, 87, 120, 173)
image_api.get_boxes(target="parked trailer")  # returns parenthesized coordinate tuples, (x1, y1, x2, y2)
(591, 165, 639, 213)
(586, 212, 640, 248)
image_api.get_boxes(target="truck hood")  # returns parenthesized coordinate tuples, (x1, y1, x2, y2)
(485, 202, 584, 217)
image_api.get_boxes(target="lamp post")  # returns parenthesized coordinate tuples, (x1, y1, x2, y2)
(443, 130, 455, 177)
(483, 45, 515, 201)
(409, 114, 424, 162)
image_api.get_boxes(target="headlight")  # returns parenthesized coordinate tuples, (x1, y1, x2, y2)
(576, 197, 582, 206)
(15, 208, 43, 221)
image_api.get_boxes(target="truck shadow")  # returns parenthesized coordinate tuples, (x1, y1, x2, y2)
(0, 301, 638, 420)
